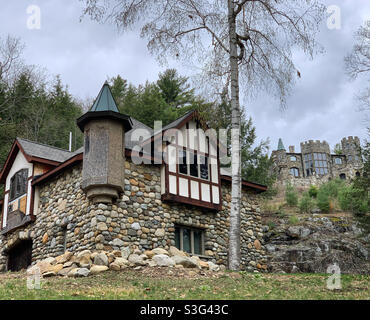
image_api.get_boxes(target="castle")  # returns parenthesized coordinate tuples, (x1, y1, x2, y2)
(0, 82, 267, 272)
(271, 136, 363, 188)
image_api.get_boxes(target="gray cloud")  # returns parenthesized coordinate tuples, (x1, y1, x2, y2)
(0, 0, 369, 153)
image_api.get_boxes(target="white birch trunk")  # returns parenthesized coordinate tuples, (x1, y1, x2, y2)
(227, 0, 241, 271)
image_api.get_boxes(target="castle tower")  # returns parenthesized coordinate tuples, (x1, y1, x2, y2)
(300, 140, 331, 177)
(77, 82, 132, 204)
(271, 138, 288, 178)
(341, 136, 362, 164)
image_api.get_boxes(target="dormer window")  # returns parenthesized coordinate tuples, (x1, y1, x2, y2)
(9, 169, 28, 202)
(161, 118, 221, 210)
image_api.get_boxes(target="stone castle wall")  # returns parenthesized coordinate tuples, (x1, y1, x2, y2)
(0, 159, 267, 272)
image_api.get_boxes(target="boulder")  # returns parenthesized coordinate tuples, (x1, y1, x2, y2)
(114, 257, 129, 267)
(128, 254, 147, 266)
(121, 247, 131, 259)
(152, 254, 175, 267)
(172, 255, 197, 268)
(55, 251, 73, 264)
(207, 261, 220, 272)
(109, 262, 121, 271)
(199, 260, 209, 269)
(152, 248, 169, 256)
(94, 253, 109, 266)
(43, 257, 57, 265)
(74, 268, 90, 277)
(90, 265, 109, 275)
(58, 264, 77, 276)
(169, 246, 187, 257)
(144, 250, 155, 259)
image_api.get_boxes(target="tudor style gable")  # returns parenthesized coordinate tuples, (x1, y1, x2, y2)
(156, 111, 222, 210)
(0, 138, 73, 234)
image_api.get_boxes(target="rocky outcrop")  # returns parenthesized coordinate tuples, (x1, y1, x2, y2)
(263, 214, 369, 274)
(26, 246, 225, 278)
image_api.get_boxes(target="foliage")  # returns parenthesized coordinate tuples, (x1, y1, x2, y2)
(288, 215, 299, 225)
(285, 183, 298, 207)
(299, 192, 315, 213)
(308, 185, 318, 198)
(348, 136, 370, 235)
(333, 143, 343, 155)
(0, 36, 84, 200)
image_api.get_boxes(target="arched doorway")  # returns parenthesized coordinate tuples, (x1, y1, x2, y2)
(7, 240, 33, 271)
(339, 173, 346, 180)
(355, 171, 361, 177)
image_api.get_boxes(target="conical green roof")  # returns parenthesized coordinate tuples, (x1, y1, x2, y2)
(89, 81, 119, 112)
(277, 138, 285, 150)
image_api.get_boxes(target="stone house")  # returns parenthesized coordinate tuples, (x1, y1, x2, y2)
(271, 137, 363, 189)
(0, 82, 267, 272)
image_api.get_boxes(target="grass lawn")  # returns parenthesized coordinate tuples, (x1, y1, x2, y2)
(0, 268, 368, 300)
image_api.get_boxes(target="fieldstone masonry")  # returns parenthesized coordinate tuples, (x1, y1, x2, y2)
(0, 158, 267, 272)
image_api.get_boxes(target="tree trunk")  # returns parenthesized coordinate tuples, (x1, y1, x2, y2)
(227, 0, 241, 271)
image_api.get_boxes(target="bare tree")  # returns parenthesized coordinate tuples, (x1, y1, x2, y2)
(0, 35, 25, 84)
(81, 0, 325, 270)
(345, 20, 370, 125)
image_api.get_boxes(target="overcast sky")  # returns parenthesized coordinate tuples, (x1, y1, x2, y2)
(1, 0, 369, 153)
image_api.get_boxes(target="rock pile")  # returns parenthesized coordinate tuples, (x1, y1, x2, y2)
(26, 246, 224, 278)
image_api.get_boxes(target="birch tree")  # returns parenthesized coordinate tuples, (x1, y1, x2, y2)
(345, 20, 370, 125)
(81, 0, 325, 270)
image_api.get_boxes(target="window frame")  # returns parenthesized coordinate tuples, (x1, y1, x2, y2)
(289, 167, 299, 177)
(9, 168, 29, 202)
(175, 225, 205, 256)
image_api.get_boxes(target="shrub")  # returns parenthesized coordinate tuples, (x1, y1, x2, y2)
(299, 193, 315, 213)
(288, 215, 299, 225)
(316, 188, 331, 213)
(338, 185, 369, 215)
(285, 183, 298, 207)
(308, 185, 318, 198)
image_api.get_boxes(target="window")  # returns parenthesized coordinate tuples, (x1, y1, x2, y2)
(199, 155, 209, 180)
(189, 152, 198, 177)
(9, 169, 28, 201)
(334, 157, 342, 165)
(305, 153, 328, 176)
(175, 225, 204, 255)
(85, 129, 90, 154)
(356, 171, 361, 177)
(290, 156, 297, 162)
(304, 154, 313, 176)
(348, 155, 353, 161)
(290, 167, 299, 177)
(178, 149, 187, 175)
(178, 151, 209, 181)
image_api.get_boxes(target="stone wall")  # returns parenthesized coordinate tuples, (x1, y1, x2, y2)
(0, 159, 267, 272)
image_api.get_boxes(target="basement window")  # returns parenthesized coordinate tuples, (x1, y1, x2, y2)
(175, 225, 204, 255)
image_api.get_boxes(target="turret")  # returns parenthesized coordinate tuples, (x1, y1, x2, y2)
(77, 82, 132, 204)
(341, 136, 361, 164)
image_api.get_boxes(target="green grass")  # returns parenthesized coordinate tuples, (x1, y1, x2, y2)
(0, 269, 369, 300)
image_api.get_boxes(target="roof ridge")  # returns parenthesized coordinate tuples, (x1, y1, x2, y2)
(17, 138, 72, 153)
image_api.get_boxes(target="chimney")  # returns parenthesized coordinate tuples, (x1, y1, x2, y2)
(289, 145, 295, 153)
